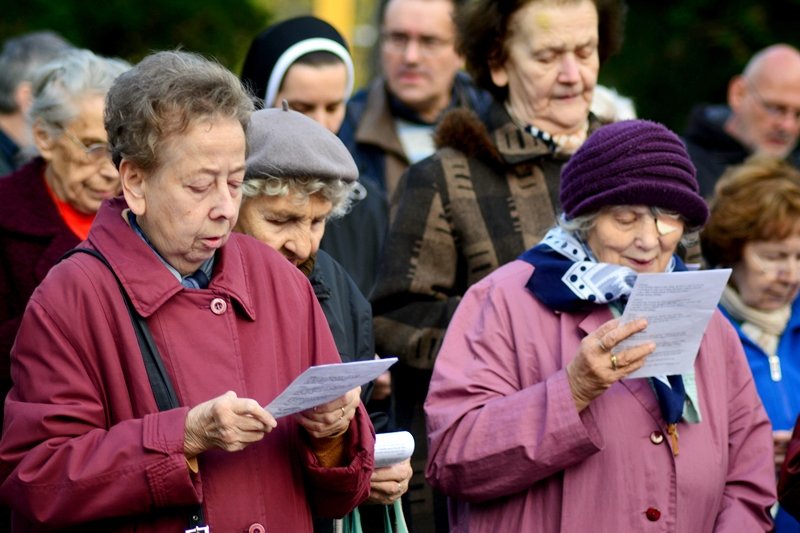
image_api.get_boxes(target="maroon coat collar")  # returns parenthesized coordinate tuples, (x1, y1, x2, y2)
(84, 197, 257, 320)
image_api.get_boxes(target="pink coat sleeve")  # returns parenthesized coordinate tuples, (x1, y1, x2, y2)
(424, 272, 603, 502)
(710, 315, 776, 531)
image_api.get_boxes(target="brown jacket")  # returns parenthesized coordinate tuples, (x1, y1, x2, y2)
(372, 102, 603, 369)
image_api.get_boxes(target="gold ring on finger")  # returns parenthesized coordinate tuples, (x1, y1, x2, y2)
(340, 407, 346, 420)
(610, 353, 618, 371)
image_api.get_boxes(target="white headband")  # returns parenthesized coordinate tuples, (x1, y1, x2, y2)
(265, 37, 355, 108)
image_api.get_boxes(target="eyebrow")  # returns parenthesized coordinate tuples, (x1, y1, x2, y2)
(288, 98, 344, 108)
(535, 37, 597, 53)
(264, 208, 302, 219)
(77, 135, 108, 145)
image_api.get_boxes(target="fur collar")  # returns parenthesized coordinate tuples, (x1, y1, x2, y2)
(434, 108, 502, 165)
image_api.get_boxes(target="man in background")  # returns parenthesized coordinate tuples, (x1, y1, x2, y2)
(338, 0, 490, 215)
(0, 30, 73, 176)
(684, 43, 800, 196)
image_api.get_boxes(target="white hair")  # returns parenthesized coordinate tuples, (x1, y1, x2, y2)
(29, 48, 129, 136)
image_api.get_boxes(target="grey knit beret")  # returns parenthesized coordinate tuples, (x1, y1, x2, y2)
(560, 119, 709, 228)
(245, 104, 358, 182)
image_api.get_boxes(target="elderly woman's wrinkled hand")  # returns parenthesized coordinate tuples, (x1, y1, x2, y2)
(184, 391, 277, 458)
(295, 386, 361, 440)
(366, 458, 413, 505)
(566, 318, 655, 412)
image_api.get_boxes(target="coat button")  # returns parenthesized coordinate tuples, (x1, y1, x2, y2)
(210, 298, 227, 315)
(650, 430, 665, 445)
(645, 507, 661, 521)
(248, 524, 265, 533)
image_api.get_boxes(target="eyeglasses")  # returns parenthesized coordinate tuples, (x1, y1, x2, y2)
(608, 206, 684, 236)
(750, 250, 800, 277)
(381, 31, 453, 57)
(61, 129, 112, 163)
(747, 83, 800, 124)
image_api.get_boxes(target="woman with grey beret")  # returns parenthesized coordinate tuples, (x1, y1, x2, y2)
(236, 104, 412, 532)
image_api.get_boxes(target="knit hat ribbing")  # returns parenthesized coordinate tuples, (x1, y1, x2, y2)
(560, 119, 709, 227)
(240, 16, 354, 108)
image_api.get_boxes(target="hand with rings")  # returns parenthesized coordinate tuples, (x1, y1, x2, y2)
(366, 458, 413, 505)
(565, 318, 655, 412)
(597, 338, 619, 370)
(295, 386, 362, 440)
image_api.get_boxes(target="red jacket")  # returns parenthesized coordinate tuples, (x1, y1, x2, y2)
(0, 158, 81, 426)
(0, 197, 374, 531)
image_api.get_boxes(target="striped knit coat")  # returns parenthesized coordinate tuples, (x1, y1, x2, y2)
(372, 101, 603, 369)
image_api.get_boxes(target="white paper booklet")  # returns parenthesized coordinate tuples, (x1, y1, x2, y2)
(375, 431, 415, 468)
(617, 269, 731, 379)
(265, 357, 397, 418)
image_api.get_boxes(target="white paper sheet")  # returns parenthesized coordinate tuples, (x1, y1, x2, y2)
(374, 431, 415, 468)
(617, 269, 731, 379)
(265, 357, 397, 418)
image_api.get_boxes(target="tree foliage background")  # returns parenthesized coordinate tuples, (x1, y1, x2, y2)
(2, 0, 800, 134)
(601, 0, 800, 132)
(0, 0, 274, 74)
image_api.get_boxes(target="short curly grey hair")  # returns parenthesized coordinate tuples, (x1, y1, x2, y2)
(242, 176, 358, 219)
(29, 48, 129, 137)
(104, 50, 254, 172)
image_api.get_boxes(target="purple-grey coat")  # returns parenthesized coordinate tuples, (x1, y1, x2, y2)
(425, 260, 775, 532)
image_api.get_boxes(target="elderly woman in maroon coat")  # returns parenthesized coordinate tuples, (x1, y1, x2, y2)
(0, 50, 373, 532)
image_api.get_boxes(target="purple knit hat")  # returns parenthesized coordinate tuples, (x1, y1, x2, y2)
(559, 119, 709, 227)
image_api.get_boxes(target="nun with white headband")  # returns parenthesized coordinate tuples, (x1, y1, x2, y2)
(424, 119, 776, 532)
(240, 15, 354, 131)
(240, 15, 386, 299)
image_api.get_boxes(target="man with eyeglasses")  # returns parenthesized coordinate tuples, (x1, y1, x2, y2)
(684, 43, 800, 197)
(338, 0, 491, 214)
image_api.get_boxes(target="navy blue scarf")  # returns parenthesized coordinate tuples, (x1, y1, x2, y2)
(520, 227, 687, 430)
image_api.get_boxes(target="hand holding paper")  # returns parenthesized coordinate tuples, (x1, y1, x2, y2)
(367, 431, 415, 505)
(294, 386, 361, 440)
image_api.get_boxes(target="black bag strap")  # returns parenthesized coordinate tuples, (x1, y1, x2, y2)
(60, 247, 207, 532)
(62, 247, 179, 410)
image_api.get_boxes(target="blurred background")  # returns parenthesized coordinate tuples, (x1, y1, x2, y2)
(2, 0, 798, 134)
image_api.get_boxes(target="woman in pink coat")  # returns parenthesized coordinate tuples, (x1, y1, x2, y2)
(0, 50, 373, 532)
(425, 120, 776, 532)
